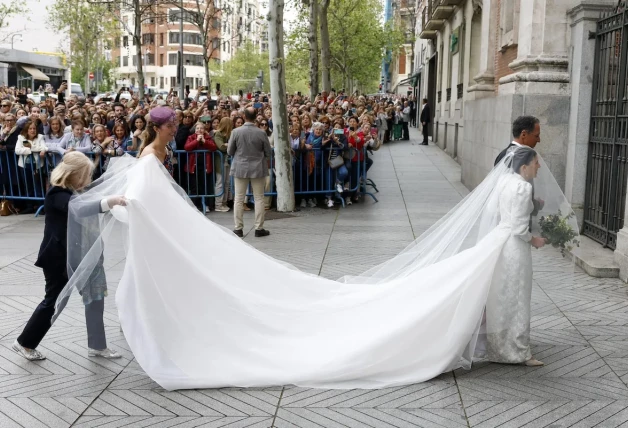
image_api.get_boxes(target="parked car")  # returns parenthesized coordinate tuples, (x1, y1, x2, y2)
(71, 83, 84, 97)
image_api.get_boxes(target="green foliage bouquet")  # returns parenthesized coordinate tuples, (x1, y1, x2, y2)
(538, 211, 580, 257)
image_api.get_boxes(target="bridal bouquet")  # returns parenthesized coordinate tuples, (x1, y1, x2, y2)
(538, 211, 580, 257)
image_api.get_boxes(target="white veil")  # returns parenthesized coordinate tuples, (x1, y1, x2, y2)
(51, 146, 579, 390)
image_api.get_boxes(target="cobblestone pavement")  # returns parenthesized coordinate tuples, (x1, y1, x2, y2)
(0, 128, 627, 427)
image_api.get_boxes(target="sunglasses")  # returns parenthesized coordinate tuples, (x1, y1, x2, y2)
(1, 104, 10, 108)
(260, 122, 268, 126)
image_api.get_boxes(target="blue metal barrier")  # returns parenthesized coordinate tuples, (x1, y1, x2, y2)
(0, 146, 377, 216)
(236, 147, 378, 207)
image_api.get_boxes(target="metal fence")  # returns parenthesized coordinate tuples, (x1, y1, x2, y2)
(0, 148, 378, 215)
(584, 7, 628, 249)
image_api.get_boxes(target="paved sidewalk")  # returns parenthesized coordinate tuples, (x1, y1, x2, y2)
(0, 128, 627, 427)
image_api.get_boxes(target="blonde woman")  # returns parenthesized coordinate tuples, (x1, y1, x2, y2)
(213, 117, 233, 212)
(12, 152, 126, 361)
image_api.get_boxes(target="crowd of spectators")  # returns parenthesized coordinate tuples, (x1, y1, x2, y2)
(0, 84, 416, 214)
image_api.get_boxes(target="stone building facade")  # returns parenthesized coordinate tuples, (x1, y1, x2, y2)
(414, 0, 618, 228)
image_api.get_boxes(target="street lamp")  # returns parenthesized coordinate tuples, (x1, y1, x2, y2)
(11, 34, 22, 50)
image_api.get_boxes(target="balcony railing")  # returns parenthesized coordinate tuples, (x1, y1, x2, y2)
(419, 0, 458, 38)
(457, 83, 463, 99)
(446, 87, 451, 101)
(437, 90, 442, 103)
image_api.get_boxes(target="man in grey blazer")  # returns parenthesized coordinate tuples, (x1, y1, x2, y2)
(227, 107, 272, 237)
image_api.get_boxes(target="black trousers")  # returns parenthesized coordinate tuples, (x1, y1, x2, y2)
(402, 121, 410, 140)
(18, 268, 67, 349)
(18, 268, 107, 350)
(422, 123, 429, 144)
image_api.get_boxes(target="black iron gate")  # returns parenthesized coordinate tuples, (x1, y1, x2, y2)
(584, 5, 628, 249)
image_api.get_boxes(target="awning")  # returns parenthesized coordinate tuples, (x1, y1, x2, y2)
(398, 72, 421, 87)
(20, 65, 50, 82)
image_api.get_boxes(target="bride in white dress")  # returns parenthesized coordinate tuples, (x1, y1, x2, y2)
(51, 145, 577, 391)
(485, 148, 546, 367)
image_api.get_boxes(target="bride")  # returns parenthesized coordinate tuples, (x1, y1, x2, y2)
(52, 130, 576, 391)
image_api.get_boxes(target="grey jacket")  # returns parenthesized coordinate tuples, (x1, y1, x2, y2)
(227, 122, 272, 178)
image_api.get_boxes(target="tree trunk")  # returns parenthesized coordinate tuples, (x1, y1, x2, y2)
(203, 42, 211, 90)
(319, 0, 331, 92)
(134, 0, 145, 99)
(307, 0, 318, 101)
(268, 0, 295, 212)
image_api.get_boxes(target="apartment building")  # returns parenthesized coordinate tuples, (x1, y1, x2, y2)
(109, 0, 264, 92)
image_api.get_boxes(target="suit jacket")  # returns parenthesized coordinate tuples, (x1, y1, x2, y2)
(35, 187, 103, 272)
(227, 122, 272, 178)
(494, 143, 516, 166)
(420, 104, 431, 124)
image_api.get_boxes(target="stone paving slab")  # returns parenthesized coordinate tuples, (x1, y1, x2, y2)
(0, 128, 627, 427)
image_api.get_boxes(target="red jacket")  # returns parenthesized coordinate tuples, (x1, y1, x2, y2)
(184, 133, 218, 174)
(345, 128, 365, 162)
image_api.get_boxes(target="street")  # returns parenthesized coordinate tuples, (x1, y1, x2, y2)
(0, 128, 627, 428)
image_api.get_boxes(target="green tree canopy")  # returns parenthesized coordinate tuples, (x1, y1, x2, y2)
(286, 0, 402, 94)
(47, 0, 119, 90)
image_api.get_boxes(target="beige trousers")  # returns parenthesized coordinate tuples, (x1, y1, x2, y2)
(234, 176, 266, 231)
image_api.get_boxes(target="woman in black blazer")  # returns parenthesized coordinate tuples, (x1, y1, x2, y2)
(12, 152, 126, 361)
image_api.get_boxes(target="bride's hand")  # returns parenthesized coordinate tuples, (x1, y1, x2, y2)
(530, 236, 546, 249)
(107, 196, 128, 207)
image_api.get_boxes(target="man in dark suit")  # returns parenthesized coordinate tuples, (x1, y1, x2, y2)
(494, 115, 541, 166)
(420, 98, 431, 145)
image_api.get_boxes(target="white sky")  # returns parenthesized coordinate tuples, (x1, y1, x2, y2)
(2, 0, 66, 52)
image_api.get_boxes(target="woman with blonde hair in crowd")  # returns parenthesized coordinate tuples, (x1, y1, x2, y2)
(213, 117, 233, 212)
(12, 152, 126, 361)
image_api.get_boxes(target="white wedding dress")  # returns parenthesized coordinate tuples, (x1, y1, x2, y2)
(53, 148, 577, 391)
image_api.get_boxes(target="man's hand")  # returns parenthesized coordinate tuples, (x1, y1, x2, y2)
(530, 236, 547, 249)
(39, 151, 46, 159)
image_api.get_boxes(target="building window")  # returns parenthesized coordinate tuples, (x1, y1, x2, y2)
(398, 48, 406, 75)
(142, 33, 155, 45)
(151, 77, 156, 86)
(169, 52, 204, 66)
(169, 9, 197, 23)
(160, 76, 164, 89)
(145, 53, 155, 65)
(115, 38, 121, 48)
(159, 53, 164, 66)
(123, 36, 128, 47)
(132, 55, 137, 66)
(170, 76, 176, 88)
(500, 0, 519, 49)
(169, 32, 203, 45)
(123, 56, 128, 66)
(160, 33, 164, 46)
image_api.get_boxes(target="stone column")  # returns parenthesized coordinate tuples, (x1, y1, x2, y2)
(565, 0, 616, 227)
(469, 0, 495, 94)
(0, 63, 8, 87)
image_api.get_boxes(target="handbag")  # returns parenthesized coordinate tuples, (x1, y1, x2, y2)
(343, 147, 357, 161)
(0, 198, 17, 216)
(328, 149, 344, 169)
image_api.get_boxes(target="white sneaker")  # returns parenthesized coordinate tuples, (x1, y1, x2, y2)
(12, 339, 46, 361)
(204, 206, 211, 214)
(336, 183, 344, 193)
(327, 199, 334, 208)
(88, 348, 121, 359)
(300, 199, 307, 208)
(308, 199, 317, 208)
(215, 204, 230, 212)
(346, 199, 352, 206)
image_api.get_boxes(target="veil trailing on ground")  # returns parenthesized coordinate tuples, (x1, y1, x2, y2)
(52, 146, 578, 391)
